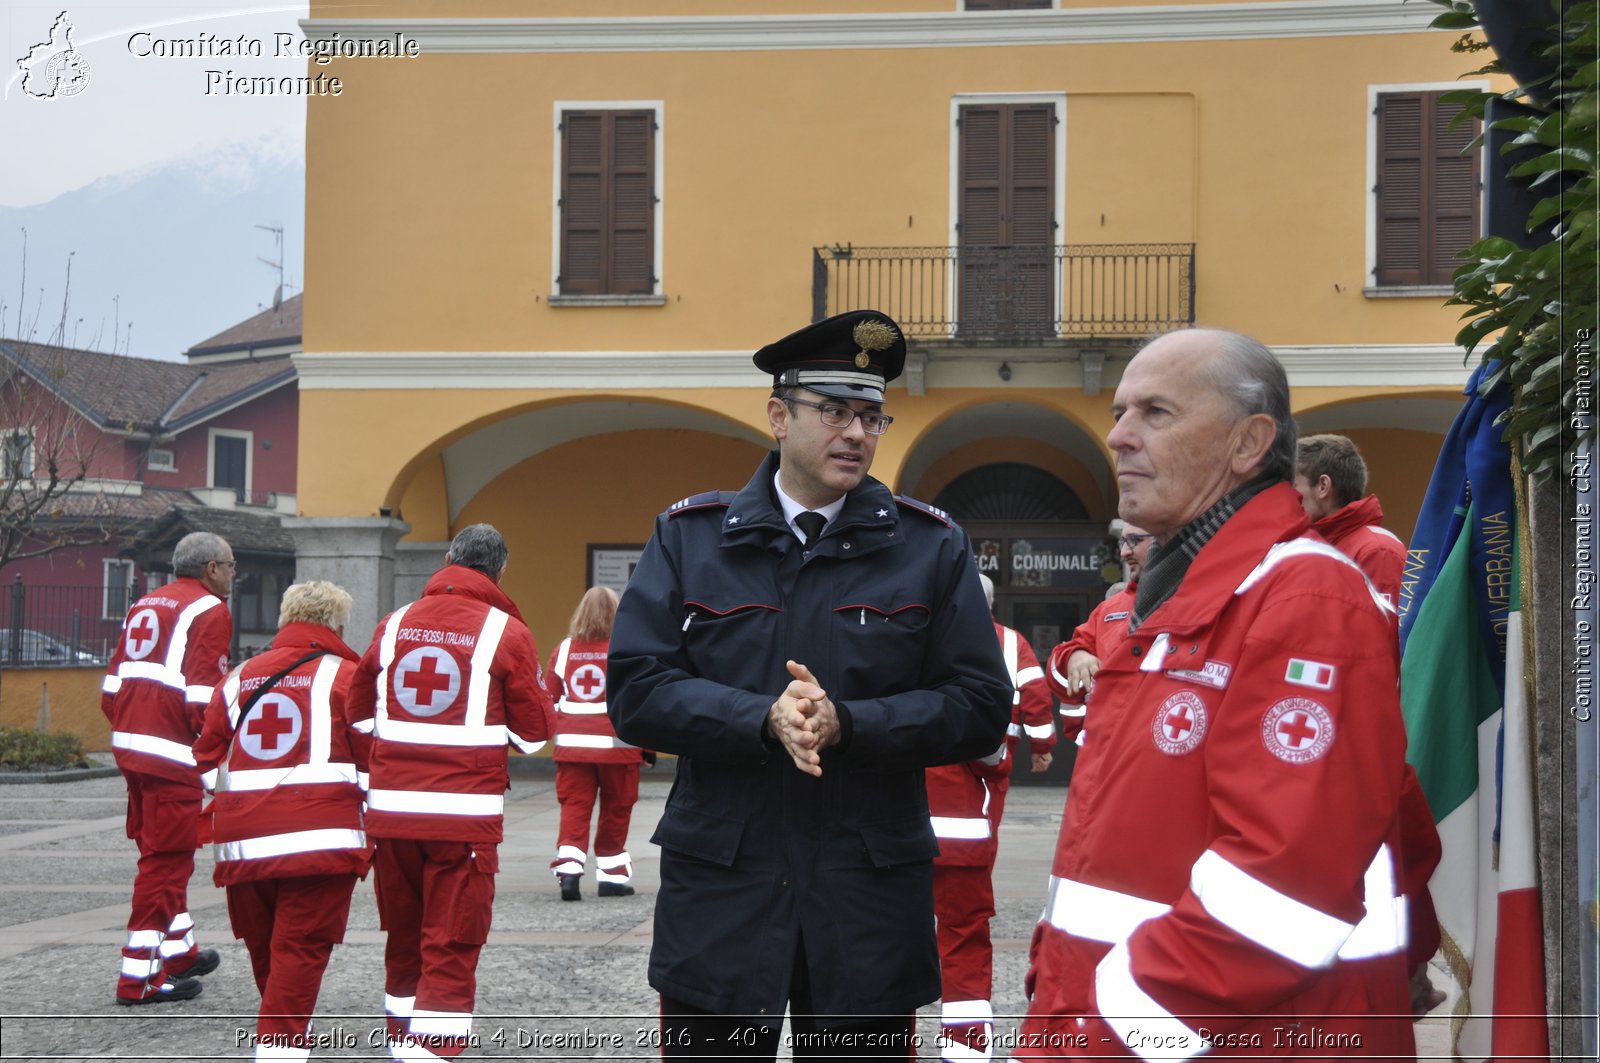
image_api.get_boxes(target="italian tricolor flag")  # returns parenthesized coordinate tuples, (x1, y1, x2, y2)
(1400, 363, 1547, 1062)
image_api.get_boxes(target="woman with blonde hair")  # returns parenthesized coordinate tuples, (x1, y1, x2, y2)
(545, 585, 647, 900)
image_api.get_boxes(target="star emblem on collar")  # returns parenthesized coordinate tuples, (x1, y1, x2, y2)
(876, 508, 889, 517)
(727, 515, 741, 524)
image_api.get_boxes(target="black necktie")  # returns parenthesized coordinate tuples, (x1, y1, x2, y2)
(795, 511, 827, 547)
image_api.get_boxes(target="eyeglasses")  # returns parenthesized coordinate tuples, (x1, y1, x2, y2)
(1118, 533, 1154, 550)
(786, 396, 894, 436)
(209, 559, 237, 570)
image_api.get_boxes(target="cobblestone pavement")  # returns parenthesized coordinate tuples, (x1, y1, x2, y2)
(0, 762, 1451, 1061)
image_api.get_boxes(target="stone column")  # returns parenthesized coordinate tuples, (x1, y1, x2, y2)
(282, 517, 411, 650)
(396, 540, 452, 610)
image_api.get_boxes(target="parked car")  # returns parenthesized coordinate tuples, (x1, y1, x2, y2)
(0, 629, 106, 666)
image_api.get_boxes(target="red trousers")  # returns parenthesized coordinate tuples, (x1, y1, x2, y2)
(118, 772, 201, 1000)
(552, 761, 639, 881)
(374, 838, 498, 1060)
(227, 874, 357, 1048)
(933, 863, 997, 1059)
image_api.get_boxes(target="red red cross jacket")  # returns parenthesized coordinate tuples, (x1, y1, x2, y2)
(1046, 584, 1136, 745)
(999, 621, 1056, 757)
(1020, 486, 1414, 1060)
(544, 637, 642, 764)
(1311, 494, 1406, 609)
(193, 622, 369, 884)
(346, 566, 552, 845)
(101, 576, 233, 784)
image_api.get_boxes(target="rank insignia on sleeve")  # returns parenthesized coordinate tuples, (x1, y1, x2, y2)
(1284, 658, 1336, 690)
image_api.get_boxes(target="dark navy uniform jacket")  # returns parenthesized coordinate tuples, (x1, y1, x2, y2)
(608, 450, 1012, 1022)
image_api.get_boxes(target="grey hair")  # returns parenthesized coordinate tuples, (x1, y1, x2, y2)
(1199, 329, 1297, 483)
(446, 523, 509, 579)
(278, 580, 353, 630)
(172, 532, 230, 577)
(977, 572, 995, 610)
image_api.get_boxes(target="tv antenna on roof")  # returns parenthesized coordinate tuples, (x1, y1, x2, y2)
(256, 224, 284, 314)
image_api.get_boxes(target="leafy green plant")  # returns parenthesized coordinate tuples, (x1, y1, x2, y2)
(0, 726, 90, 771)
(1428, 0, 1599, 479)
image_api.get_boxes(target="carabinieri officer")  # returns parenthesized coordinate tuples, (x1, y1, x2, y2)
(608, 309, 1013, 1060)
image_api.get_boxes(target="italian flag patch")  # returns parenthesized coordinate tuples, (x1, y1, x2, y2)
(1285, 658, 1336, 690)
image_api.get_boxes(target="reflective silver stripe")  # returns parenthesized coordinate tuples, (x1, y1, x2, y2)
(367, 788, 503, 816)
(555, 733, 625, 749)
(357, 770, 370, 791)
(222, 669, 245, 729)
(216, 827, 367, 862)
(941, 1038, 992, 1062)
(1015, 664, 1044, 687)
(595, 850, 631, 871)
(112, 730, 197, 767)
(102, 674, 122, 694)
(125, 929, 163, 949)
(374, 602, 412, 726)
(1190, 849, 1355, 969)
(1139, 633, 1172, 672)
(978, 741, 1006, 767)
(1005, 721, 1023, 737)
(556, 844, 586, 862)
(256, 1043, 311, 1062)
(557, 702, 609, 715)
(1336, 844, 1407, 960)
(165, 594, 224, 676)
(351, 718, 375, 735)
(1096, 940, 1210, 1061)
(1042, 875, 1170, 944)
(373, 718, 507, 747)
(465, 608, 508, 727)
(941, 999, 994, 1023)
(1234, 537, 1394, 616)
(508, 733, 545, 755)
(1023, 722, 1054, 739)
(121, 956, 161, 977)
(223, 763, 360, 792)
(116, 660, 187, 691)
(200, 768, 218, 790)
(308, 655, 340, 763)
(1001, 626, 1020, 705)
(384, 993, 415, 1018)
(553, 637, 571, 680)
(409, 1009, 472, 1037)
(1059, 703, 1086, 718)
(930, 816, 991, 840)
(185, 684, 214, 704)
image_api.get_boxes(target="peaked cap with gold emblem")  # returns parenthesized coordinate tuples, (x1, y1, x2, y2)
(752, 309, 906, 403)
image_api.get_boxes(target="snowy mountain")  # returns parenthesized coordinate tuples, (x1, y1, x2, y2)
(0, 148, 304, 362)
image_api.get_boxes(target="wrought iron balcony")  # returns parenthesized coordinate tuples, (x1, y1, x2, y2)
(811, 243, 1195, 340)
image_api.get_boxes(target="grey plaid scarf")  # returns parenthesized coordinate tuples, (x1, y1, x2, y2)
(1129, 477, 1278, 633)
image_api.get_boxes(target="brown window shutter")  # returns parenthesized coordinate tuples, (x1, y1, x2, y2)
(1376, 93, 1424, 287)
(1376, 91, 1480, 286)
(1429, 96, 1480, 285)
(960, 105, 1003, 245)
(560, 111, 605, 295)
(965, 0, 1050, 9)
(560, 109, 656, 296)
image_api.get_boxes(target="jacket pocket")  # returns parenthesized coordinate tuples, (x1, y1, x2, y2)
(831, 602, 931, 696)
(650, 803, 746, 867)
(828, 816, 939, 870)
(681, 599, 781, 664)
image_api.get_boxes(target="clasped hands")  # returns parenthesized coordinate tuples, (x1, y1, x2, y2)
(767, 659, 840, 777)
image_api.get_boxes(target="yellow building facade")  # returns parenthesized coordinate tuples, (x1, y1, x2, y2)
(294, 0, 1498, 655)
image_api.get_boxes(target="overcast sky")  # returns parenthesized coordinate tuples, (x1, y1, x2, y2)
(2, 3, 309, 208)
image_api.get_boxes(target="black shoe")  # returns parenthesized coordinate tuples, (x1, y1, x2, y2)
(167, 948, 220, 978)
(598, 882, 635, 898)
(559, 874, 582, 901)
(116, 977, 203, 1006)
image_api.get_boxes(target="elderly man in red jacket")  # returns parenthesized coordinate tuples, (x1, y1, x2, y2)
(347, 524, 553, 1061)
(1019, 329, 1416, 1060)
(103, 531, 234, 1005)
